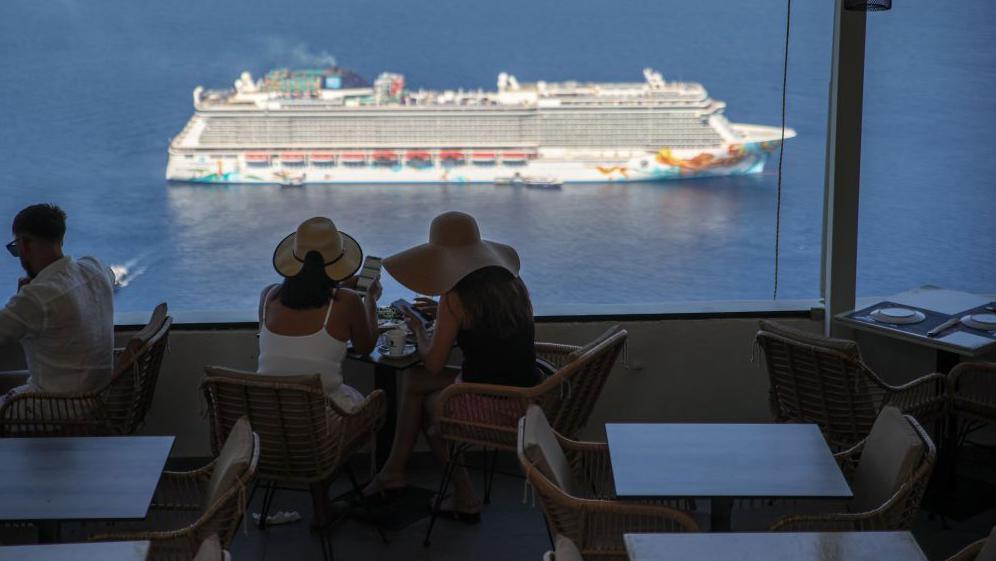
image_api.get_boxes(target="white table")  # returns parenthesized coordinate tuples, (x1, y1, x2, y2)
(624, 532, 927, 561)
(836, 286, 996, 359)
(607, 423, 851, 531)
(0, 541, 150, 561)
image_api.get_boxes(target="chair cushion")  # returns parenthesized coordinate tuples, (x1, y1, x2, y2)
(522, 405, 578, 496)
(567, 325, 622, 362)
(758, 320, 860, 358)
(849, 406, 924, 512)
(204, 416, 254, 510)
(192, 534, 224, 561)
(977, 526, 996, 561)
(554, 534, 584, 561)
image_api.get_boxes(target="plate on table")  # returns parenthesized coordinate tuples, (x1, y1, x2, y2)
(377, 343, 417, 359)
(961, 313, 996, 331)
(870, 307, 926, 325)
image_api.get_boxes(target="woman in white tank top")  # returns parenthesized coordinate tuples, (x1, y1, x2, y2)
(257, 218, 381, 411)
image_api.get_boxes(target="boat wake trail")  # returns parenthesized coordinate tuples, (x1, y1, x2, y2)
(110, 254, 150, 290)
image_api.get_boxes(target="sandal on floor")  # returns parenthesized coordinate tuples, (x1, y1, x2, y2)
(429, 493, 482, 524)
(361, 474, 407, 501)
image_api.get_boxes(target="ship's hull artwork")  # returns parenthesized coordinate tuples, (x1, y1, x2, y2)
(168, 143, 778, 185)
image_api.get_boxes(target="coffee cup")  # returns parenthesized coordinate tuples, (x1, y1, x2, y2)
(384, 329, 408, 357)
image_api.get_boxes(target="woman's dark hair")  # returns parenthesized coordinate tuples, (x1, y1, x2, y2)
(278, 251, 338, 310)
(452, 266, 533, 337)
(13, 204, 67, 243)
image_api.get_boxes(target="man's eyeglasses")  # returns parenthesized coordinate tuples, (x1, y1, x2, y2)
(6, 239, 19, 258)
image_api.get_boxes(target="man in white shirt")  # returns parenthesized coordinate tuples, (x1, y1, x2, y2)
(0, 204, 115, 400)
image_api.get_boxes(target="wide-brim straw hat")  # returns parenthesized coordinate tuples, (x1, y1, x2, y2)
(273, 217, 363, 281)
(383, 211, 520, 296)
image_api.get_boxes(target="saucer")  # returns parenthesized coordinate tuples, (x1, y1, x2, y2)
(870, 307, 926, 325)
(377, 319, 404, 332)
(378, 343, 417, 359)
(961, 313, 996, 331)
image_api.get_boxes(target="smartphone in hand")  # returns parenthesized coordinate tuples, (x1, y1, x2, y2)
(391, 298, 430, 327)
(355, 256, 382, 294)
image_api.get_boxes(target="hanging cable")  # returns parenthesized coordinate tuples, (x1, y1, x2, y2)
(773, 0, 792, 299)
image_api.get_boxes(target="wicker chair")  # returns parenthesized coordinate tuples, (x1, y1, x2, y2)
(769, 407, 936, 532)
(435, 327, 626, 452)
(424, 327, 628, 545)
(756, 319, 946, 450)
(201, 366, 386, 560)
(0, 303, 171, 437)
(89, 417, 260, 561)
(945, 526, 995, 561)
(948, 361, 996, 440)
(518, 405, 699, 561)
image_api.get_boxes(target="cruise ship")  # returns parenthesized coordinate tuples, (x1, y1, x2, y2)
(166, 67, 795, 185)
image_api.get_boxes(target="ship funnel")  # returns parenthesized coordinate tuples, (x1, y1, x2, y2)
(497, 72, 509, 91)
(193, 86, 203, 106)
(235, 72, 257, 93)
(643, 68, 666, 89)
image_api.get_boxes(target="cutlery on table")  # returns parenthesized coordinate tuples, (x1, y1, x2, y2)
(927, 317, 961, 338)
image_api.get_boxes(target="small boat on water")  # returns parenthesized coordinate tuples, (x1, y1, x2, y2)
(110, 265, 128, 290)
(496, 174, 562, 189)
(495, 174, 523, 186)
(275, 171, 306, 187)
(524, 177, 563, 189)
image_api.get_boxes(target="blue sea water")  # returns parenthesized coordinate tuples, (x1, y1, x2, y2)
(0, 0, 992, 313)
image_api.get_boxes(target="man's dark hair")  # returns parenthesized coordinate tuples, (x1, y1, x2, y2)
(12, 204, 68, 243)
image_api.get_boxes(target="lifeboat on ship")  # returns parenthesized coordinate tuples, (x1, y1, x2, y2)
(372, 151, 399, 165)
(310, 152, 336, 165)
(245, 152, 271, 165)
(471, 152, 497, 164)
(340, 152, 367, 165)
(439, 150, 465, 166)
(280, 152, 307, 165)
(501, 152, 528, 165)
(406, 150, 433, 167)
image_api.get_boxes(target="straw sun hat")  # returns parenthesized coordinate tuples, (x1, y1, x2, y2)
(383, 211, 520, 296)
(272, 217, 363, 281)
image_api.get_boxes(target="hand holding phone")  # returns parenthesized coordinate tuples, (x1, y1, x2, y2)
(391, 298, 430, 328)
(355, 256, 382, 294)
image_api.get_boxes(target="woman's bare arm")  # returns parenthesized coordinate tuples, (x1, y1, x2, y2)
(348, 277, 381, 355)
(411, 291, 460, 375)
(258, 284, 279, 325)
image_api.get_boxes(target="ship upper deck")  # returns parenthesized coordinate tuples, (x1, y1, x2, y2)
(192, 68, 717, 113)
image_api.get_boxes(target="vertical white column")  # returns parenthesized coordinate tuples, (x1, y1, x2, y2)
(821, 0, 867, 336)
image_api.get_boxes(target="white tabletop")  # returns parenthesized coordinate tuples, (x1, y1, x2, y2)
(607, 423, 851, 499)
(0, 541, 150, 561)
(836, 286, 996, 356)
(624, 532, 927, 561)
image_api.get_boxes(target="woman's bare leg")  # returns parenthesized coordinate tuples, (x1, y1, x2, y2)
(423, 392, 478, 507)
(366, 366, 457, 493)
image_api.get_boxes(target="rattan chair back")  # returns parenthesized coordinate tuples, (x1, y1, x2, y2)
(0, 303, 170, 437)
(0, 393, 110, 436)
(435, 328, 627, 453)
(949, 361, 996, 426)
(537, 328, 628, 439)
(201, 367, 345, 484)
(756, 321, 883, 449)
(104, 303, 171, 434)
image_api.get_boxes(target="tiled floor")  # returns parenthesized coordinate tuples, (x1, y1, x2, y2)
(230, 445, 996, 561)
(231, 455, 551, 561)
